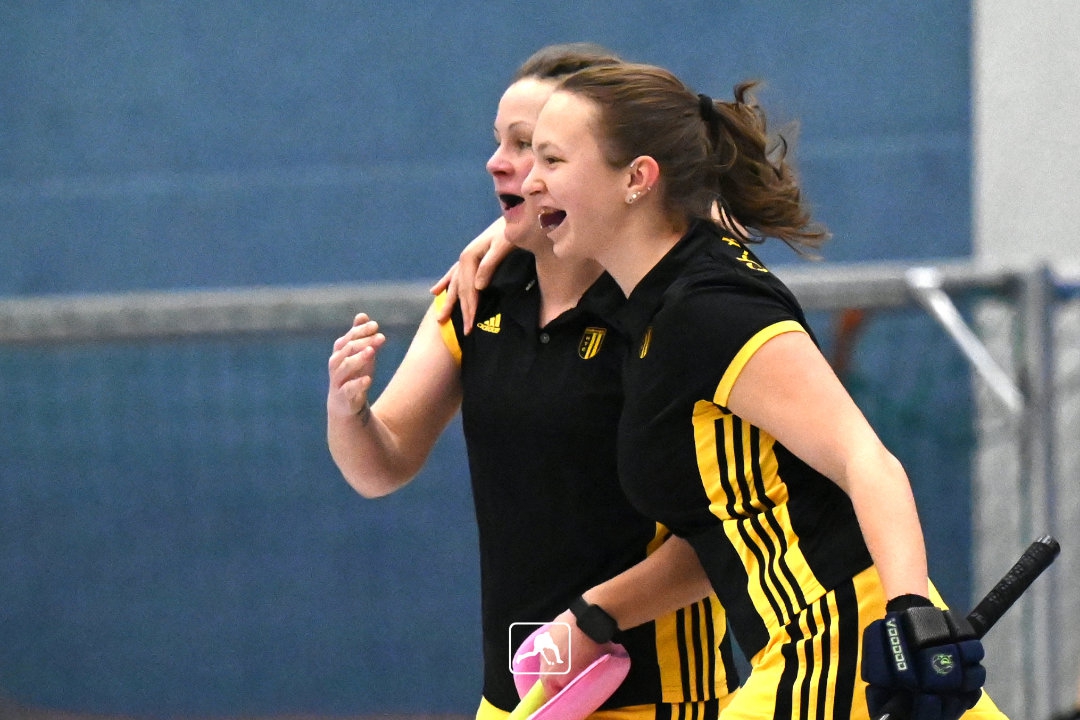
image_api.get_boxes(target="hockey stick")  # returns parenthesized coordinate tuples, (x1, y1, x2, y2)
(876, 534, 1060, 720)
(507, 623, 631, 720)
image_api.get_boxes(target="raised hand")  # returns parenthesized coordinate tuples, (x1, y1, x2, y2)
(327, 313, 387, 420)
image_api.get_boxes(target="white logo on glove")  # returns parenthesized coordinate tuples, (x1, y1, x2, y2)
(886, 618, 909, 671)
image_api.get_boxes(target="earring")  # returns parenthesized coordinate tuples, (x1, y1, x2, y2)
(626, 191, 640, 205)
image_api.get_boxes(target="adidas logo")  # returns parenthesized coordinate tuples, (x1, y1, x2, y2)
(476, 313, 502, 334)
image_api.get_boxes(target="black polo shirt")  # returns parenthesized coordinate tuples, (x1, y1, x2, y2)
(441, 248, 737, 710)
(613, 220, 873, 659)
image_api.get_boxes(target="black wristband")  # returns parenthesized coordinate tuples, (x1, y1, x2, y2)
(568, 595, 618, 644)
(885, 593, 934, 613)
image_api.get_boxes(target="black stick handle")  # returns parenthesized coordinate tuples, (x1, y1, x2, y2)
(875, 535, 1060, 720)
(965, 534, 1060, 637)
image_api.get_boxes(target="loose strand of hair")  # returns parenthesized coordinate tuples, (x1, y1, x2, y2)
(708, 82, 829, 253)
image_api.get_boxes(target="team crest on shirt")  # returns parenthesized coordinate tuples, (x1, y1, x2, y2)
(476, 313, 502, 334)
(578, 327, 606, 359)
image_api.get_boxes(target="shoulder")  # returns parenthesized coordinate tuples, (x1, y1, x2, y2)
(649, 233, 810, 365)
(458, 249, 536, 337)
(679, 225, 784, 292)
(576, 271, 626, 325)
(472, 249, 536, 314)
(662, 250, 796, 326)
(487, 248, 536, 290)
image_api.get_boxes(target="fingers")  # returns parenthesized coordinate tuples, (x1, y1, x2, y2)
(540, 670, 567, 698)
(430, 265, 454, 296)
(464, 228, 515, 332)
(535, 612, 607, 698)
(435, 218, 513, 333)
(456, 249, 479, 334)
(434, 262, 461, 324)
(863, 606, 987, 720)
(332, 317, 373, 351)
(328, 340, 384, 394)
(539, 647, 571, 697)
(473, 256, 495, 293)
(327, 326, 386, 417)
(337, 373, 374, 401)
(328, 318, 385, 387)
(475, 226, 514, 290)
(460, 285, 478, 336)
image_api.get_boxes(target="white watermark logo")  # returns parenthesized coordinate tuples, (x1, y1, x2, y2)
(509, 622, 571, 676)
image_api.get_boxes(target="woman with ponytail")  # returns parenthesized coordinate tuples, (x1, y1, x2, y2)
(522, 63, 1007, 720)
(329, 47, 739, 720)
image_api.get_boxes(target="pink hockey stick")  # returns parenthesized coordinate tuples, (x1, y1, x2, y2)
(507, 623, 631, 720)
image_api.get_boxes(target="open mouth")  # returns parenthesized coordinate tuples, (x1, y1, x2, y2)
(538, 210, 566, 231)
(499, 193, 525, 211)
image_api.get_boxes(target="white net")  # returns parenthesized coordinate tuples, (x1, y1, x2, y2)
(973, 277, 1080, 718)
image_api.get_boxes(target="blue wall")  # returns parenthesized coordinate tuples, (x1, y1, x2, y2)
(0, 2, 973, 716)
(1, 2, 971, 294)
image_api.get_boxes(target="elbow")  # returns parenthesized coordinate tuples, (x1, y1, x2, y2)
(353, 486, 394, 500)
(346, 479, 387, 500)
(873, 446, 907, 482)
(831, 441, 908, 497)
(341, 470, 409, 499)
(327, 436, 410, 500)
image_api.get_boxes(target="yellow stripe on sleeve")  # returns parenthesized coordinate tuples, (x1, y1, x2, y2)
(433, 292, 462, 366)
(713, 320, 806, 406)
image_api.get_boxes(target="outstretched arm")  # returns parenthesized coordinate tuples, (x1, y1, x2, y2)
(327, 303, 462, 498)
